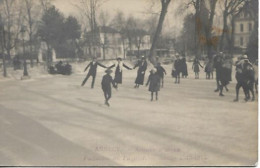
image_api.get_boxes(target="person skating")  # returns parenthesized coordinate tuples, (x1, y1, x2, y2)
(234, 55, 248, 102)
(181, 57, 188, 78)
(155, 62, 166, 88)
(146, 68, 160, 101)
(133, 56, 147, 88)
(101, 69, 117, 106)
(108, 57, 132, 88)
(81, 57, 107, 88)
(213, 52, 223, 92)
(243, 59, 255, 101)
(205, 58, 214, 79)
(173, 54, 182, 84)
(192, 58, 203, 79)
(219, 56, 232, 96)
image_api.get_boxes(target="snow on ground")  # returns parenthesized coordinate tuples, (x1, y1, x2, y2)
(0, 61, 257, 166)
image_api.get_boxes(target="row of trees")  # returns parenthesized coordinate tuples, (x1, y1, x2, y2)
(175, 0, 258, 60)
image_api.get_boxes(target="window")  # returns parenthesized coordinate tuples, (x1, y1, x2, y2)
(240, 24, 244, 32)
(249, 23, 252, 31)
(240, 37, 244, 46)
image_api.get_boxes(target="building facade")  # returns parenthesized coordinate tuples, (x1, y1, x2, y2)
(234, 10, 254, 50)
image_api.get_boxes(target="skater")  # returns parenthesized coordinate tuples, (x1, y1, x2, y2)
(218, 56, 232, 96)
(181, 57, 188, 78)
(205, 58, 214, 79)
(234, 55, 248, 102)
(146, 68, 160, 101)
(213, 52, 223, 92)
(81, 57, 107, 88)
(155, 62, 166, 88)
(101, 69, 117, 106)
(133, 56, 147, 88)
(192, 58, 203, 79)
(173, 54, 181, 84)
(243, 59, 255, 101)
(108, 57, 132, 88)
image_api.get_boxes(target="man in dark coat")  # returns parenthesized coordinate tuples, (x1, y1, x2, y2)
(133, 56, 147, 88)
(108, 58, 132, 87)
(234, 55, 249, 102)
(101, 69, 117, 106)
(155, 62, 166, 88)
(81, 57, 107, 88)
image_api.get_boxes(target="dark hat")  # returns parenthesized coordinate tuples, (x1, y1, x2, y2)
(105, 69, 113, 73)
(116, 57, 122, 61)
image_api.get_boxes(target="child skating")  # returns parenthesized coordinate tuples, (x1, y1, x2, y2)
(146, 68, 161, 101)
(101, 69, 117, 106)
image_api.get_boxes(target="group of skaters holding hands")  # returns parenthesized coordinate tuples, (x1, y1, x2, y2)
(81, 52, 257, 106)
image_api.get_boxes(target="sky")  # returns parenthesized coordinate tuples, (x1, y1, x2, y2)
(52, 0, 190, 37)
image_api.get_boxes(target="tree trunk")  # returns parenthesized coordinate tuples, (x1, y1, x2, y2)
(206, 0, 217, 59)
(194, 0, 201, 58)
(149, 0, 171, 65)
(1, 20, 7, 77)
(219, 12, 227, 52)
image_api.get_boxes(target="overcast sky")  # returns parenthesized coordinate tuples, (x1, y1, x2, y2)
(52, 0, 191, 37)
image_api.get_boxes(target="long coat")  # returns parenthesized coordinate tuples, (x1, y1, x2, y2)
(109, 63, 131, 84)
(134, 60, 147, 85)
(146, 73, 160, 92)
(192, 60, 203, 73)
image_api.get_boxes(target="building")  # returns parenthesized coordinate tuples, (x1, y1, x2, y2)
(233, 7, 255, 51)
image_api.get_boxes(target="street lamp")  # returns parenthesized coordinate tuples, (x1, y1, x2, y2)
(20, 25, 29, 77)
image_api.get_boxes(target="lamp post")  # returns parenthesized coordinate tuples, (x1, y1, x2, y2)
(20, 25, 29, 77)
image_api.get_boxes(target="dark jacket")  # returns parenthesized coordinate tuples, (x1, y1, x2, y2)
(109, 63, 132, 83)
(134, 60, 147, 85)
(174, 59, 182, 72)
(146, 73, 160, 92)
(156, 65, 166, 78)
(101, 74, 116, 91)
(84, 61, 106, 75)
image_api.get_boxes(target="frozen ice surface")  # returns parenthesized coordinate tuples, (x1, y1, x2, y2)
(0, 62, 257, 166)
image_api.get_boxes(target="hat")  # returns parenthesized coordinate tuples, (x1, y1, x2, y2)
(105, 69, 113, 73)
(116, 57, 122, 61)
(141, 56, 145, 59)
(242, 55, 248, 59)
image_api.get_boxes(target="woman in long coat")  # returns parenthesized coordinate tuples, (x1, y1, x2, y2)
(219, 57, 232, 96)
(108, 58, 132, 87)
(192, 58, 203, 79)
(133, 56, 147, 88)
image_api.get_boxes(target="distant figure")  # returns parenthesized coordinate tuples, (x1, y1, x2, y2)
(64, 62, 72, 75)
(133, 56, 147, 88)
(55, 61, 63, 74)
(180, 57, 188, 78)
(101, 69, 117, 106)
(155, 62, 166, 88)
(81, 57, 107, 88)
(205, 58, 214, 79)
(192, 58, 203, 79)
(173, 54, 182, 84)
(108, 57, 132, 88)
(213, 52, 223, 92)
(146, 68, 160, 101)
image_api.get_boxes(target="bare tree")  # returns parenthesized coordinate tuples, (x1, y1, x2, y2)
(75, 0, 106, 58)
(1, 0, 24, 66)
(149, 0, 171, 65)
(0, 13, 7, 77)
(218, 0, 246, 52)
(24, 0, 41, 67)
